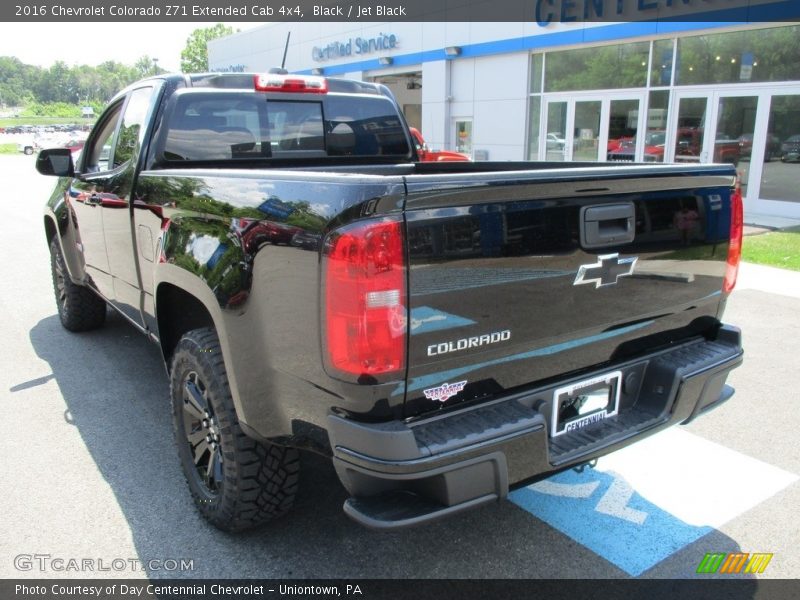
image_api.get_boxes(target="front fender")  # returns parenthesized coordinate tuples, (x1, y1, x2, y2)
(44, 177, 87, 284)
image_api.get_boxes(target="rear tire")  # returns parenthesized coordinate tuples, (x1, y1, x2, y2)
(170, 327, 300, 532)
(49, 237, 106, 332)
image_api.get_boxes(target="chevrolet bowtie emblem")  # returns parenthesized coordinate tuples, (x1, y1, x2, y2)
(574, 253, 638, 288)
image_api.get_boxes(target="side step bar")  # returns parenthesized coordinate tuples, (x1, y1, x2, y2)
(344, 490, 498, 530)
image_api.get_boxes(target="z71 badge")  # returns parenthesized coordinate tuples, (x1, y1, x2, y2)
(423, 381, 468, 403)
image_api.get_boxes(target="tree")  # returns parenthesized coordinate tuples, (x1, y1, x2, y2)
(135, 55, 160, 78)
(180, 24, 234, 73)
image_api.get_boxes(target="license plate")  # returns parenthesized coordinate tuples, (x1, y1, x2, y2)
(551, 371, 622, 437)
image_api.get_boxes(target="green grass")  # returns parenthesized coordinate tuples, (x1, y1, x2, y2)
(0, 143, 17, 154)
(742, 226, 800, 271)
(0, 117, 89, 127)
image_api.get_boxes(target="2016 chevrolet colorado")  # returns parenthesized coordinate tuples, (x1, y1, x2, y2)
(36, 71, 743, 532)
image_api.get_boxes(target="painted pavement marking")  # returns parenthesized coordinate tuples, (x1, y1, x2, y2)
(510, 428, 797, 576)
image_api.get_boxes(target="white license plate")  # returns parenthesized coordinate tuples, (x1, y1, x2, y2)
(551, 371, 622, 437)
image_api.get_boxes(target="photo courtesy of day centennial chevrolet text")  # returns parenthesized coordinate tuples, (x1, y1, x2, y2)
(36, 71, 743, 532)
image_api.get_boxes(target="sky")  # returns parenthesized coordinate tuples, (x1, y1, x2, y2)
(0, 22, 262, 71)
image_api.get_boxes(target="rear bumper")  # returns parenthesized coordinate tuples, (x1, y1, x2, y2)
(329, 325, 743, 529)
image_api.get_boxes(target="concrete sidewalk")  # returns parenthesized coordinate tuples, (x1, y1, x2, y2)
(737, 261, 800, 299)
(744, 211, 800, 235)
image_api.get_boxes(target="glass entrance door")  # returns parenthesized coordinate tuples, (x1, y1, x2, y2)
(543, 94, 644, 162)
(714, 95, 757, 194)
(572, 100, 602, 161)
(545, 100, 569, 161)
(669, 91, 758, 193)
(669, 92, 758, 165)
(760, 93, 800, 204)
(667, 87, 800, 212)
(670, 94, 709, 163)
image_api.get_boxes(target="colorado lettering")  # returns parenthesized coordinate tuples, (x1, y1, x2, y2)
(427, 330, 511, 356)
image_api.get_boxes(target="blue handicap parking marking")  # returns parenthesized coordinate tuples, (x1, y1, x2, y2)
(509, 429, 798, 576)
(510, 468, 713, 576)
(409, 306, 476, 335)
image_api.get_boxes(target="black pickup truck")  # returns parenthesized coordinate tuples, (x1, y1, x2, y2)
(36, 72, 743, 532)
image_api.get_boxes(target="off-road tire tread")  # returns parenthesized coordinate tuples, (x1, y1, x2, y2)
(170, 327, 299, 532)
(49, 237, 106, 332)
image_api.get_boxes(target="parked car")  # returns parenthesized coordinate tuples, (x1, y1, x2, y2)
(607, 136, 633, 154)
(291, 230, 322, 251)
(606, 131, 667, 162)
(737, 133, 781, 162)
(409, 127, 470, 162)
(780, 134, 800, 162)
(17, 137, 38, 155)
(546, 132, 566, 151)
(611, 128, 739, 165)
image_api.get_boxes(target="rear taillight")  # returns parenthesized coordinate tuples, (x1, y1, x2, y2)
(723, 181, 744, 294)
(323, 218, 407, 377)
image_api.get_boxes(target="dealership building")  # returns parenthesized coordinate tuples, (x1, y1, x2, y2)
(209, 19, 800, 219)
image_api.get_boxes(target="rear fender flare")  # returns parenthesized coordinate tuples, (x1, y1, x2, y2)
(153, 264, 247, 426)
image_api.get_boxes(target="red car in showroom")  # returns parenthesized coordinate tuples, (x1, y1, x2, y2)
(409, 127, 470, 162)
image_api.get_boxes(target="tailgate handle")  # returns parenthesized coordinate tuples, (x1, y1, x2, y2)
(580, 203, 635, 248)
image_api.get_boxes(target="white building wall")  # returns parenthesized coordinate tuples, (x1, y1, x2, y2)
(472, 53, 529, 160)
(421, 60, 447, 152)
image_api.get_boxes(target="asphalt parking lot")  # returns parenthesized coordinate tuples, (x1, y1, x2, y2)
(1, 154, 799, 582)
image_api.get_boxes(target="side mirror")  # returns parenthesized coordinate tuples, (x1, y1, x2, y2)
(36, 148, 74, 177)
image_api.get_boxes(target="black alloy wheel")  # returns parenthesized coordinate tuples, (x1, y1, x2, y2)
(181, 370, 224, 494)
(170, 328, 300, 531)
(49, 237, 106, 331)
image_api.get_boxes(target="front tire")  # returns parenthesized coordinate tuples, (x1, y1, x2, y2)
(49, 237, 106, 332)
(170, 328, 300, 532)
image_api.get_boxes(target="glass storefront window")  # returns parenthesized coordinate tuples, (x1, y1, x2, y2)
(606, 99, 639, 162)
(715, 96, 757, 194)
(650, 39, 674, 87)
(455, 119, 473, 156)
(761, 95, 800, 203)
(545, 101, 568, 161)
(527, 96, 540, 160)
(530, 54, 543, 94)
(674, 98, 707, 162)
(573, 101, 601, 161)
(645, 90, 669, 163)
(545, 42, 649, 92)
(676, 25, 800, 86)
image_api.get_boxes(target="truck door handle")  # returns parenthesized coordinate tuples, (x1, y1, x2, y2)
(580, 203, 636, 248)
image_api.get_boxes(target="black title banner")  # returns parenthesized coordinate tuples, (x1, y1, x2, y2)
(3, 0, 800, 22)
(4, 578, 800, 600)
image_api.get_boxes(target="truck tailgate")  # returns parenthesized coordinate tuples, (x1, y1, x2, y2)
(402, 165, 736, 417)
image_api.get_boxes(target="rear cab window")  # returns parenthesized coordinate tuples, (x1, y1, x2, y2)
(156, 88, 412, 165)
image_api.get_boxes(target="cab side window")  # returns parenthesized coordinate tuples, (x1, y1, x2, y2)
(113, 87, 155, 168)
(84, 101, 124, 173)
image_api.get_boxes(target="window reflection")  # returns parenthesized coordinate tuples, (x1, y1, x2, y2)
(677, 26, 800, 86)
(545, 42, 649, 92)
(761, 95, 800, 203)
